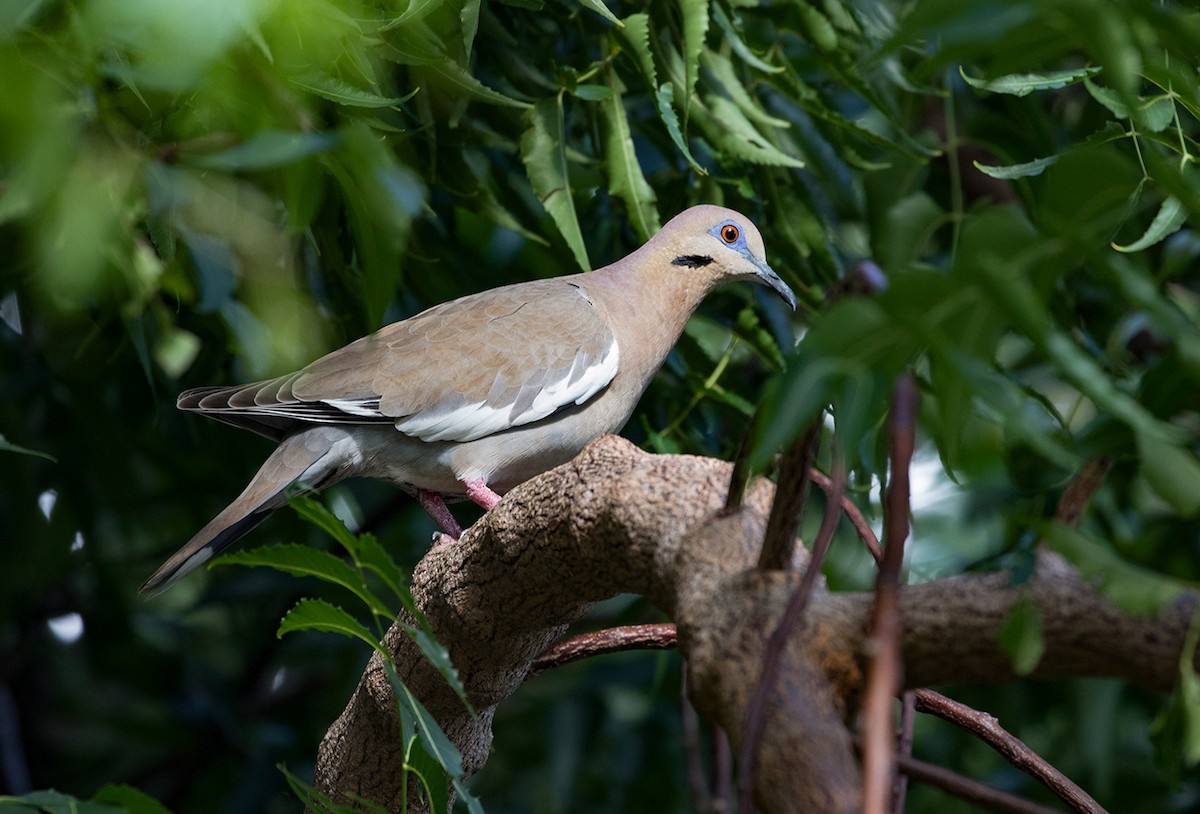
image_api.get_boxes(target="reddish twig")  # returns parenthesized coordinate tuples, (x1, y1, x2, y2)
(808, 467, 884, 564)
(529, 624, 676, 675)
(892, 692, 916, 814)
(1053, 458, 1113, 528)
(914, 690, 1106, 813)
(737, 455, 847, 813)
(711, 728, 733, 814)
(894, 752, 1065, 814)
(758, 422, 821, 570)
(861, 374, 917, 814)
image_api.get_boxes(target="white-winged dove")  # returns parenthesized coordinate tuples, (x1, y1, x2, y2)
(141, 205, 795, 594)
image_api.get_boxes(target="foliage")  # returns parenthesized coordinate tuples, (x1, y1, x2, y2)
(215, 497, 480, 812)
(2, 0, 1200, 811)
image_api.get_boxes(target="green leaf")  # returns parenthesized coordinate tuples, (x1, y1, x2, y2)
(655, 83, 707, 175)
(575, 0, 622, 26)
(734, 305, 787, 372)
(1041, 525, 1189, 616)
(702, 49, 790, 130)
(279, 763, 366, 814)
(278, 598, 386, 655)
(973, 155, 1058, 180)
(614, 13, 656, 90)
(680, 0, 709, 118)
(453, 779, 486, 814)
(694, 94, 803, 168)
(521, 95, 591, 271)
(796, 3, 838, 53)
(191, 130, 340, 171)
(91, 785, 171, 814)
(711, 2, 781, 74)
(386, 663, 465, 778)
(1136, 430, 1200, 516)
(960, 65, 1102, 97)
(1151, 610, 1200, 776)
(601, 70, 660, 242)
(214, 544, 394, 620)
(290, 495, 360, 554)
(1112, 196, 1186, 253)
(380, 0, 445, 31)
(290, 72, 414, 108)
(572, 83, 613, 101)
(403, 736, 451, 813)
(0, 433, 56, 462)
(1137, 95, 1176, 133)
(425, 59, 531, 108)
(1084, 77, 1130, 117)
(411, 627, 471, 710)
(997, 593, 1045, 675)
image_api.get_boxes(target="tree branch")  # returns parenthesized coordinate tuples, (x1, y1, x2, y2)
(312, 436, 1198, 813)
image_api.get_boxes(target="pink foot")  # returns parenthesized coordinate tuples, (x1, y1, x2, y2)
(417, 490, 463, 539)
(462, 478, 502, 510)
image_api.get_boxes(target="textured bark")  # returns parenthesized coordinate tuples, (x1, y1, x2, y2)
(313, 435, 1197, 813)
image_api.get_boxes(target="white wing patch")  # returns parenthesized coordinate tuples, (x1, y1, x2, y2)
(321, 397, 384, 417)
(395, 338, 620, 443)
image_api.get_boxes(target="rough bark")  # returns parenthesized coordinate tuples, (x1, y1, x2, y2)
(313, 435, 1197, 813)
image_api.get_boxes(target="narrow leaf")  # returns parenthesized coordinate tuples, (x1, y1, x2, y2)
(278, 598, 386, 655)
(711, 2, 781, 74)
(615, 13, 656, 89)
(0, 433, 56, 462)
(521, 95, 591, 271)
(291, 72, 413, 108)
(694, 95, 803, 168)
(702, 49, 790, 129)
(655, 83, 707, 174)
(426, 59, 532, 108)
(191, 130, 340, 171)
(380, 0, 445, 30)
(1084, 77, 1129, 118)
(680, 0, 709, 118)
(1113, 196, 1186, 253)
(386, 664, 465, 778)
(214, 544, 394, 620)
(601, 70, 660, 242)
(1137, 430, 1200, 516)
(576, 0, 622, 26)
(973, 155, 1058, 179)
(960, 65, 1102, 96)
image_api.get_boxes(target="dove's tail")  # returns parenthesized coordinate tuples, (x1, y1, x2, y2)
(140, 427, 354, 597)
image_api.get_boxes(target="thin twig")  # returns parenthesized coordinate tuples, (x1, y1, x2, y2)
(736, 455, 846, 813)
(894, 753, 1066, 814)
(808, 467, 884, 564)
(891, 692, 916, 814)
(758, 422, 821, 570)
(529, 624, 676, 675)
(861, 374, 917, 814)
(723, 412, 758, 515)
(1053, 458, 1113, 528)
(914, 690, 1106, 814)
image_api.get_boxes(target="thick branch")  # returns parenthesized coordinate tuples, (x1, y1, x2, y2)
(313, 436, 1197, 813)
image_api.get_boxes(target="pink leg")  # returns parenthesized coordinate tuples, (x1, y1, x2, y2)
(462, 478, 502, 510)
(417, 489, 463, 539)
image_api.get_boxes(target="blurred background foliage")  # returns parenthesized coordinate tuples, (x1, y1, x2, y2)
(2, 0, 1200, 811)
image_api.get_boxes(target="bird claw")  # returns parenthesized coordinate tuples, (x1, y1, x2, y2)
(431, 531, 458, 546)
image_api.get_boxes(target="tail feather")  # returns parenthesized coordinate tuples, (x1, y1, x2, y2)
(140, 429, 346, 596)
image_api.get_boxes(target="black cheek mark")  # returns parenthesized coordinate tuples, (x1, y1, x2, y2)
(672, 254, 714, 268)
